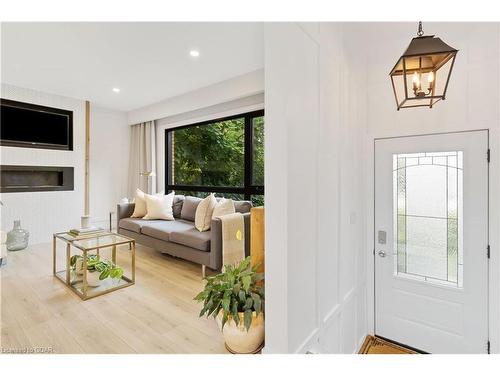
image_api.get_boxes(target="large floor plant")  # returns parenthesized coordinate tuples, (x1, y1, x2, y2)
(195, 256, 264, 353)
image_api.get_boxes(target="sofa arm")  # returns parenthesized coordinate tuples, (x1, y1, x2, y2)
(116, 203, 135, 229)
(210, 212, 251, 270)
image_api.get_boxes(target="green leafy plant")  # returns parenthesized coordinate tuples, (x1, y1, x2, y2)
(194, 256, 264, 331)
(70, 254, 124, 281)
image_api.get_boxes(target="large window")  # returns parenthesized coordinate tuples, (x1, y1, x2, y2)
(166, 110, 264, 206)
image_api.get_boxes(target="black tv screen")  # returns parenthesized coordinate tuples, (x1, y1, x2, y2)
(0, 99, 73, 150)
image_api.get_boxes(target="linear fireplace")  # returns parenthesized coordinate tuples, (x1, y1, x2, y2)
(0, 165, 74, 193)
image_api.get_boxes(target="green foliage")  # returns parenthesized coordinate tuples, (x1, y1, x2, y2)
(172, 116, 265, 206)
(194, 257, 264, 332)
(173, 119, 245, 187)
(251, 195, 264, 207)
(252, 117, 264, 186)
(173, 190, 245, 202)
(70, 254, 123, 281)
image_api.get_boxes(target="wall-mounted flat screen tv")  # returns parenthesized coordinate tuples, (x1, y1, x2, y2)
(0, 99, 73, 151)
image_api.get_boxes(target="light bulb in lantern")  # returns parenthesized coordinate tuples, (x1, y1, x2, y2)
(412, 72, 419, 85)
(428, 71, 434, 83)
(412, 72, 420, 93)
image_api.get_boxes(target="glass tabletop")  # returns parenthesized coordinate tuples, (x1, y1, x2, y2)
(72, 234, 133, 250)
(55, 232, 133, 250)
(55, 231, 111, 242)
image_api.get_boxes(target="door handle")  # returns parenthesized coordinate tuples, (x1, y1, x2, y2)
(378, 250, 386, 258)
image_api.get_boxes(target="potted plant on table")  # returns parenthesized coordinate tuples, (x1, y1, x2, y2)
(70, 254, 124, 287)
(194, 256, 265, 354)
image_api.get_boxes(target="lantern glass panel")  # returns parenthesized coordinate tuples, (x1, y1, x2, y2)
(433, 56, 454, 97)
(391, 71, 406, 106)
(391, 52, 456, 109)
(403, 53, 453, 103)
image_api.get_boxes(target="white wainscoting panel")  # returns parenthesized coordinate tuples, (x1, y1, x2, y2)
(264, 23, 367, 353)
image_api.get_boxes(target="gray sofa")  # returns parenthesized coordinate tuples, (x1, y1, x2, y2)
(117, 195, 252, 275)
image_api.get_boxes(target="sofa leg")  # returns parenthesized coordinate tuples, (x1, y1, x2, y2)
(201, 265, 206, 278)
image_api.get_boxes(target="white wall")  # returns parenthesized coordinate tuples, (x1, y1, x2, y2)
(264, 23, 367, 353)
(90, 106, 129, 229)
(0, 84, 129, 242)
(0, 84, 85, 243)
(127, 69, 264, 125)
(345, 22, 500, 352)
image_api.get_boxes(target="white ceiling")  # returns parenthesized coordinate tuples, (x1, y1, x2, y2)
(1, 22, 264, 111)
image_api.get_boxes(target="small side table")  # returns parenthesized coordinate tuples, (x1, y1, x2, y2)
(53, 231, 135, 300)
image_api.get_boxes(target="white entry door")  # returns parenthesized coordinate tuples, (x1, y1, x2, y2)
(374, 130, 489, 354)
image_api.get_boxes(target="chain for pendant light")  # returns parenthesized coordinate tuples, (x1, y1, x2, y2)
(417, 21, 424, 37)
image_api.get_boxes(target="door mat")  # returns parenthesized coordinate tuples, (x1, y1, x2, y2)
(359, 335, 418, 354)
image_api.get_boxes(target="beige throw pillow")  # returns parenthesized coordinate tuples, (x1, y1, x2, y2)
(131, 189, 148, 218)
(143, 191, 175, 220)
(212, 198, 235, 219)
(131, 189, 164, 218)
(195, 193, 217, 232)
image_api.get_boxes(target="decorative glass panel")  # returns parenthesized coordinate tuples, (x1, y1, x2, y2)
(393, 151, 463, 288)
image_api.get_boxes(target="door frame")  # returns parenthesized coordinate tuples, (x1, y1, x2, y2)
(366, 129, 495, 353)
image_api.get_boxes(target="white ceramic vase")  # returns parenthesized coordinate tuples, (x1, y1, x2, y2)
(80, 215, 91, 229)
(85, 270, 102, 287)
(74, 258, 101, 287)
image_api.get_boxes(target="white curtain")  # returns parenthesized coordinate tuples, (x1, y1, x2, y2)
(128, 121, 156, 196)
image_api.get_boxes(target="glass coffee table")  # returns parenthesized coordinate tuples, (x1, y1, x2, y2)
(53, 231, 135, 300)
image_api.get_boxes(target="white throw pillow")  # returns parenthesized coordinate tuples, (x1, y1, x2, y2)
(130, 189, 148, 218)
(195, 193, 217, 232)
(131, 189, 164, 218)
(143, 191, 175, 220)
(212, 198, 235, 219)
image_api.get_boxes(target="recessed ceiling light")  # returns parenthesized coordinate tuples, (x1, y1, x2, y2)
(189, 50, 200, 57)
(112, 87, 120, 93)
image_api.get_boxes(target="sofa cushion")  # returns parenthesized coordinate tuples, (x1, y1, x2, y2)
(172, 195, 185, 218)
(170, 228, 211, 252)
(180, 196, 202, 221)
(195, 193, 217, 232)
(141, 220, 195, 242)
(212, 198, 235, 219)
(131, 189, 164, 218)
(119, 218, 158, 233)
(234, 200, 253, 214)
(143, 191, 175, 220)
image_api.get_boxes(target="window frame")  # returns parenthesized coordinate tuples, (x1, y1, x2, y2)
(165, 109, 264, 201)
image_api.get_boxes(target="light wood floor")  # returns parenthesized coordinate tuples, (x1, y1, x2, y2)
(0, 242, 228, 354)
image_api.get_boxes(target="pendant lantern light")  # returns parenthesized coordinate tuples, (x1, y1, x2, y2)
(390, 22, 458, 110)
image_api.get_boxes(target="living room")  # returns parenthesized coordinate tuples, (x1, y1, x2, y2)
(2, 0, 500, 373)
(1, 22, 265, 354)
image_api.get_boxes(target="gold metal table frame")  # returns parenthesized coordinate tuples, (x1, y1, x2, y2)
(53, 231, 136, 300)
